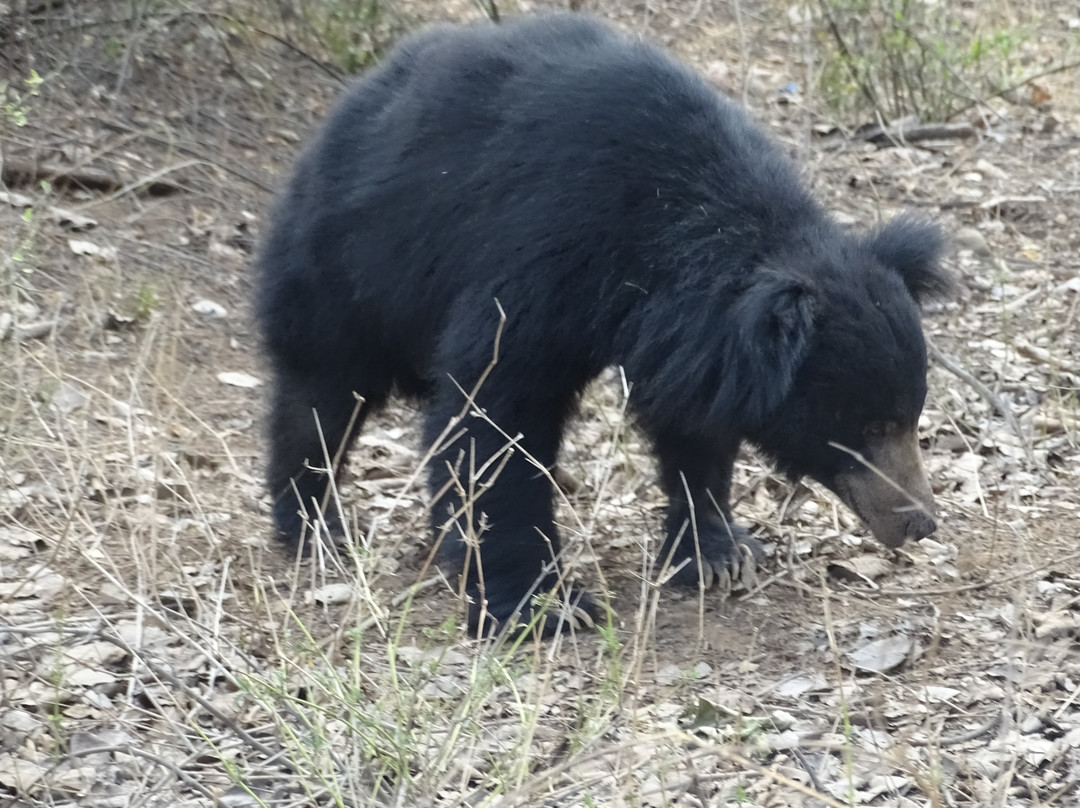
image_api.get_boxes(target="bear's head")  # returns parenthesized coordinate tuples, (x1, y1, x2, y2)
(735, 216, 951, 548)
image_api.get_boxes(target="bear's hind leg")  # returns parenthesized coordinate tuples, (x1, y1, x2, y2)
(653, 434, 764, 592)
(267, 364, 389, 554)
(424, 374, 597, 637)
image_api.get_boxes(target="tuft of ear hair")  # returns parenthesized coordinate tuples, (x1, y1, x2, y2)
(712, 270, 818, 428)
(868, 215, 955, 304)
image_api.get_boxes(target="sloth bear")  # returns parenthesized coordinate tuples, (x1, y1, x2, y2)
(256, 13, 950, 636)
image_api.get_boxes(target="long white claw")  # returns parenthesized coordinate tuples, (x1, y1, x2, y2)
(572, 604, 596, 629)
(737, 543, 758, 590)
(716, 568, 732, 598)
(701, 563, 715, 591)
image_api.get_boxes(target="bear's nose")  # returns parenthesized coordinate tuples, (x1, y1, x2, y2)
(907, 511, 937, 541)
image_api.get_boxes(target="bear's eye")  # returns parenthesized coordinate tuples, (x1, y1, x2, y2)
(864, 421, 889, 439)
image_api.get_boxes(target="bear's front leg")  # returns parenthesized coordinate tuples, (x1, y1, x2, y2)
(654, 434, 765, 592)
(424, 383, 599, 637)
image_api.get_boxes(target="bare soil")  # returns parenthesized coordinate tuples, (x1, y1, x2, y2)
(2, 1, 1079, 806)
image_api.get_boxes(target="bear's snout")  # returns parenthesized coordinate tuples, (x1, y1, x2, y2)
(831, 424, 937, 548)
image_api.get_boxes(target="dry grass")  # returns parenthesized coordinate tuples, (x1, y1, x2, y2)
(2, 1, 1080, 806)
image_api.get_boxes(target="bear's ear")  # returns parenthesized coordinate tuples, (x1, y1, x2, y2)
(868, 215, 954, 304)
(718, 270, 817, 425)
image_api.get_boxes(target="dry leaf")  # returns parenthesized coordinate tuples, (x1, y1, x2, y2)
(827, 555, 892, 586)
(0, 756, 45, 791)
(849, 634, 915, 674)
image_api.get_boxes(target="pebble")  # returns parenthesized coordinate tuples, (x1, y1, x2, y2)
(954, 227, 991, 256)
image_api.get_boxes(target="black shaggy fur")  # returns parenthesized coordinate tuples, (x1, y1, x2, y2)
(257, 14, 948, 636)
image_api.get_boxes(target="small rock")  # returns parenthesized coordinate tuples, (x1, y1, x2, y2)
(217, 371, 261, 388)
(1020, 715, 1044, 734)
(307, 583, 354, 605)
(192, 299, 227, 318)
(954, 227, 991, 256)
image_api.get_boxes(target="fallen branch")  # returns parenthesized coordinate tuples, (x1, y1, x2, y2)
(1, 156, 185, 196)
(859, 120, 977, 146)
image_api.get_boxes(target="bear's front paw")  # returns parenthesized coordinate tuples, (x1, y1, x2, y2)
(468, 582, 601, 639)
(658, 518, 765, 594)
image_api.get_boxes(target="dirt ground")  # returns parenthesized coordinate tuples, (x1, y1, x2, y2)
(2, 1, 1079, 806)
